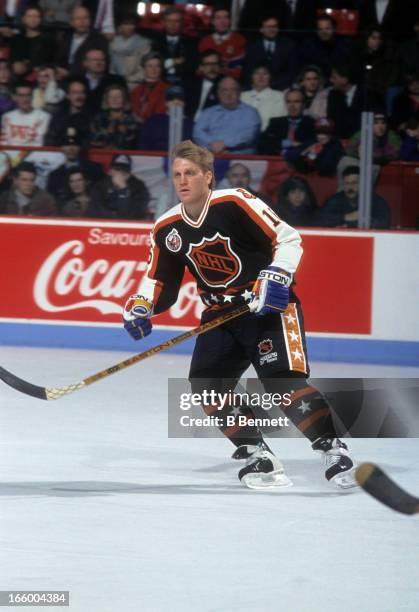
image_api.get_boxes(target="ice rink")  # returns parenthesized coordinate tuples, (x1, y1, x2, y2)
(1, 346, 418, 612)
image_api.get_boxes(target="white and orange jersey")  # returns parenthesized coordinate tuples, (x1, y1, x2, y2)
(138, 187, 303, 315)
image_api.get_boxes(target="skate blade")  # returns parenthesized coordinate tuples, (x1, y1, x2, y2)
(241, 470, 293, 490)
(330, 467, 359, 489)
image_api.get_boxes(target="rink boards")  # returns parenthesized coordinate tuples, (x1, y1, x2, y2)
(0, 217, 417, 365)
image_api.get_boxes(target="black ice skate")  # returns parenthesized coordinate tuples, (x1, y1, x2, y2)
(233, 442, 293, 490)
(312, 437, 358, 489)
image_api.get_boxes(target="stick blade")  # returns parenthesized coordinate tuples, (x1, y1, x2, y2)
(356, 462, 419, 515)
(0, 366, 48, 400)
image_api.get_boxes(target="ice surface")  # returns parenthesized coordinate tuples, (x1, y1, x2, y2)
(1, 347, 418, 612)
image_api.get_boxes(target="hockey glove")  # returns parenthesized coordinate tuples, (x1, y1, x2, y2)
(123, 294, 153, 340)
(249, 266, 292, 316)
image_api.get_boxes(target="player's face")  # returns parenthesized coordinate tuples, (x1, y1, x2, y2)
(172, 158, 212, 208)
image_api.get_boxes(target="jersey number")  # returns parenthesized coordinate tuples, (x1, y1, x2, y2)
(262, 208, 281, 228)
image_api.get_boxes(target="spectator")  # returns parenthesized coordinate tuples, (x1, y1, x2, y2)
(84, 0, 117, 37)
(59, 168, 93, 217)
(315, 165, 391, 229)
(151, 7, 198, 82)
(47, 127, 104, 200)
(1, 81, 51, 146)
(400, 117, 419, 161)
(183, 50, 222, 121)
(88, 154, 150, 220)
(358, 0, 416, 43)
(89, 83, 138, 149)
(297, 65, 329, 120)
(9, 5, 56, 77)
(220, 163, 252, 189)
(398, 18, 419, 82)
(258, 87, 315, 157)
(130, 52, 169, 123)
(391, 74, 419, 133)
(292, 117, 344, 175)
(275, 176, 317, 226)
(327, 64, 364, 139)
(109, 13, 151, 90)
(0, 151, 12, 194)
(193, 76, 261, 154)
(243, 15, 298, 90)
(0, 161, 57, 215)
(32, 66, 65, 114)
(198, 7, 245, 79)
(81, 47, 127, 114)
(299, 14, 352, 80)
(345, 112, 401, 165)
(0, 61, 15, 117)
(56, 6, 108, 78)
(238, 0, 317, 38)
(39, 0, 81, 26)
(352, 28, 398, 101)
(138, 85, 193, 151)
(241, 64, 286, 131)
(218, 162, 269, 201)
(44, 77, 91, 146)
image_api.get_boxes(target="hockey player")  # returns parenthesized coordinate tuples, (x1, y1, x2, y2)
(123, 140, 357, 490)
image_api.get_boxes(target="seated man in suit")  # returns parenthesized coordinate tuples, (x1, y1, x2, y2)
(243, 15, 298, 90)
(152, 7, 198, 82)
(56, 5, 108, 79)
(183, 50, 223, 121)
(80, 47, 127, 115)
(327, 63, 366, 139)
(258, 87, 316, 157)
(299, 14, 352, 81)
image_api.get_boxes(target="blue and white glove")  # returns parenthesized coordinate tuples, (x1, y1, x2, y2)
(249, 266, 292, 315)
(123, 294, 153, 340)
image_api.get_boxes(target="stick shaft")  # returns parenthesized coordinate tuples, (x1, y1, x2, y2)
(0, 305, 250, 400)
(83, 305, 249, 387)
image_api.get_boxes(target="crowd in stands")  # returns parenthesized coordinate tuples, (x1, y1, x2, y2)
(0, 0, 418, 227)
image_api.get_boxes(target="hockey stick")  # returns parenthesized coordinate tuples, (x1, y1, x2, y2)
(0, 305, 250, 401)
(355, 463, 419, 515)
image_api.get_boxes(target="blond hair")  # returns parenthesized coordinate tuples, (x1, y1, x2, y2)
(171, 140, 215, 187)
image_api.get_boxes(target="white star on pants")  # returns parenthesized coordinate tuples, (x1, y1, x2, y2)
(298, 400, 311, 414)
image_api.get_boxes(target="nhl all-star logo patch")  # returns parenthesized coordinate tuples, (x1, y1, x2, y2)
(258, 339, 278, 365)
(165, 228, 182, 252)
(258, 339, 273, 355)
(186, 232, 242, 288)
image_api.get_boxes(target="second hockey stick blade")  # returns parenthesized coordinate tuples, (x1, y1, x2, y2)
(356, 463, 419, 515)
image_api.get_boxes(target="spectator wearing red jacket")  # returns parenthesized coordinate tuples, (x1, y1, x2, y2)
(130, 52, 169, 123)
(199, 7, 245, 79)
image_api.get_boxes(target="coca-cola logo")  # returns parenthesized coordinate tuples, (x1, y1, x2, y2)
(33, 234, 203, 321)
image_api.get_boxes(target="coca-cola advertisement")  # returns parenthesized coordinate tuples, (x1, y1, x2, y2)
(0, 218, 373, 334)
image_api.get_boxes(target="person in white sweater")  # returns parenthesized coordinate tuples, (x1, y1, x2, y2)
(110, 15, 151, 90)
(1, 81, 51, 146)
(241, 64, 286, 131)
